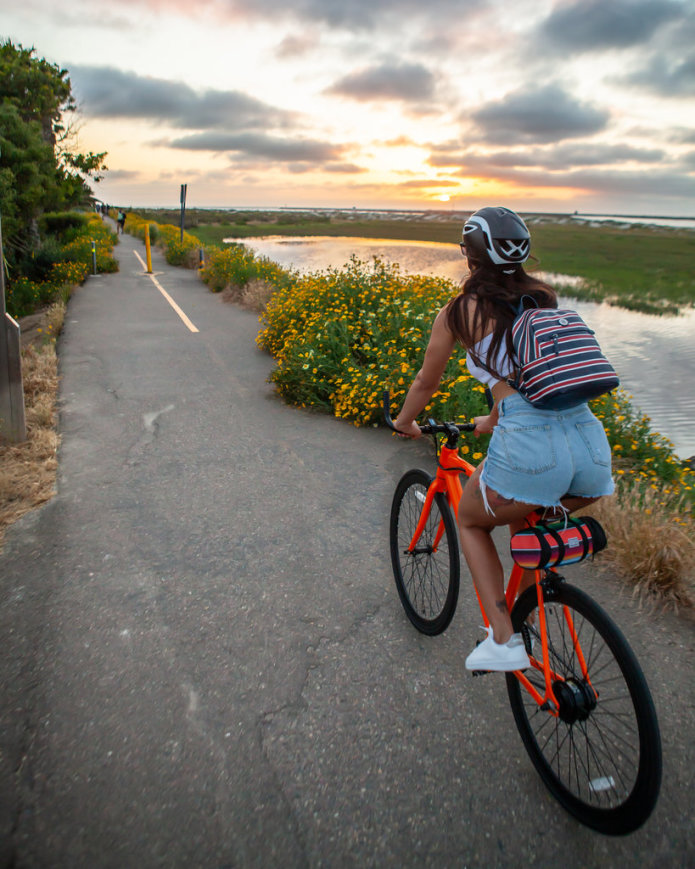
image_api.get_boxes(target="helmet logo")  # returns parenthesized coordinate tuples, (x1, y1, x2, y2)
(499, 239, 530, 259)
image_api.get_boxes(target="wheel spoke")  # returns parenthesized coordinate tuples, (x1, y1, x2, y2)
(506, 583, 661, 834)
(391, 472, 459, 635)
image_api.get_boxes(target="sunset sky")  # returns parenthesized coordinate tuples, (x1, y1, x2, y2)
(3, 0, 695, 214)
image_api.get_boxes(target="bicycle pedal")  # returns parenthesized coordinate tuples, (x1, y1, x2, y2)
(471, 669, 492, 677)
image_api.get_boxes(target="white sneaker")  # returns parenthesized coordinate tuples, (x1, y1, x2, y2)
(465, 626, 531, 672)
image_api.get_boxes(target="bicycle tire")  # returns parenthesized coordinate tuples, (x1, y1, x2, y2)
(389, 469, 460, 635)
(506, 580, 662, 835)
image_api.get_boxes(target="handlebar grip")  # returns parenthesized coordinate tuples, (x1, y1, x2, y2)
(383, 390, 477, 434)
(383, 390, 398, 431)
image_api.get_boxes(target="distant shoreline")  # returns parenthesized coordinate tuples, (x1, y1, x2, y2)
(129, 205, 695, 222)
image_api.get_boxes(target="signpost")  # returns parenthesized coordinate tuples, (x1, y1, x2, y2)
(180, 183, 187, 243)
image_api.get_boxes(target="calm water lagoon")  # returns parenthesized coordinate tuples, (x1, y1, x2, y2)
(237, 236, 695, 459)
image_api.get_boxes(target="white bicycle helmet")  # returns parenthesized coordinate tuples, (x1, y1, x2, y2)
(462, 206, 531, 274)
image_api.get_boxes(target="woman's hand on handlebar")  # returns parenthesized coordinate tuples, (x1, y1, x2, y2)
(472, 414, 496, 436)
(392, 417, 423, 439)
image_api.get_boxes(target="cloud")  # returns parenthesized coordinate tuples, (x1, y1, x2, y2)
(70, 65, 292, 130)
(469, 85, 609, 145)
(69, 64, 354, 170)
(624, 53, 695, 96)
(453, 162, 695, 198)
(430, 143, 666, 171)
(323, 163, 366, 174)
(426, 139, 694, 199)
(398, 178, 459, 189)
(126, 0, 480, 31)
(103, 169, 142, 181)
(275, 32, 319, 59)
(326, 61, 436, 102)
(539, 0, 682, 52)
(169, 131, 345, 163)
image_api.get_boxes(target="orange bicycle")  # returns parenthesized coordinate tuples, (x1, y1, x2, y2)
(383, 391, 661, 835)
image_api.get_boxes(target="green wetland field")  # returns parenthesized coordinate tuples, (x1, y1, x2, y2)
(135, 207, 695, 316)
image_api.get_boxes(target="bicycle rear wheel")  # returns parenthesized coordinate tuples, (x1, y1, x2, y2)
(390, 469, 460, 635)
(506, 580, 662, 835)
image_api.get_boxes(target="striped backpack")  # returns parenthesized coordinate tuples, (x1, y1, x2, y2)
(509, 299, 619, 410)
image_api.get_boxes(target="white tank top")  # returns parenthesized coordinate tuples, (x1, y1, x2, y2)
(466, 332, 515, 388)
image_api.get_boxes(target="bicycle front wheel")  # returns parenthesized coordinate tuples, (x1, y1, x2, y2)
(506, 580, 662, 835)
(389, 469, 460, 635)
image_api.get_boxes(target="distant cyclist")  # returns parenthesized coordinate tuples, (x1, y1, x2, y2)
(117, 210, 126, 234)
(393, 206, 614, 671)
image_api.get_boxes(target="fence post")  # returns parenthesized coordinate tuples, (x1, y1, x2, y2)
(0, 211, 27, 442)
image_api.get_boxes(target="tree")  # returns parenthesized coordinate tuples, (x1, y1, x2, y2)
(0, 40, 108, 269)
(0, 40, 74, 145)
(0, 104, 61, 255)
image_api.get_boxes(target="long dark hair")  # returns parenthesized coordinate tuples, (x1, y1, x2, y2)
(445, 258, 557, 378)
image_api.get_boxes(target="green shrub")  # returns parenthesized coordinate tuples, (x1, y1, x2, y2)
(124, 213, 200, 267)
(199, 242, 297, 298)
(5, 277, 41, 317)
(39, 211, 87, 239)
(164, 237, 200, 267)
(5, 211, 117, 318)
(17, 237, 64, 283)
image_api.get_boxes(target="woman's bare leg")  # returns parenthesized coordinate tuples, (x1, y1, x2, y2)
(457, 466, 541, 645)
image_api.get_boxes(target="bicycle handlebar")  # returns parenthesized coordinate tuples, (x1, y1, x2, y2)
(382, 390, 476, 436)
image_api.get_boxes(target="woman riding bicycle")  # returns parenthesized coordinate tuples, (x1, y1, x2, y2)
(393, 206, 614, 672)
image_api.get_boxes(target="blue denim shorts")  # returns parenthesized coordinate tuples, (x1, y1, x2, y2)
(480, 393, 614, 512)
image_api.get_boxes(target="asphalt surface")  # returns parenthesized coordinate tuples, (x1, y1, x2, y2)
(1, 228, 693, 868)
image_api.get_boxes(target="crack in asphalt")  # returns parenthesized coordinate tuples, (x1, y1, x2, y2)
(125, 403, 175, 466)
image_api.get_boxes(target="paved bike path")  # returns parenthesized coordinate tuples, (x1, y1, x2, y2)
(0, 229, 693, 867)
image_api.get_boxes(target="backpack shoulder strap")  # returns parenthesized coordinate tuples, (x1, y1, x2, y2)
(512, 294, 539, 317)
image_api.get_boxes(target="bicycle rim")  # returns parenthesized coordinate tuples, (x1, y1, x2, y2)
(389, 469, 460, 635)
(506, 581, 662, 835)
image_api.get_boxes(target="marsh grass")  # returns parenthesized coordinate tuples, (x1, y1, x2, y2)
(181, 211, 695, 315)
(0, 301, 64, 549)
(587, 488, 695, 610)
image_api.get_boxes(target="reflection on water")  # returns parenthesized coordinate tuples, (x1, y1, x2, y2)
(563, 300, 695, 460)
(238, 235, 695, 459)
(235, 235, 468, 283)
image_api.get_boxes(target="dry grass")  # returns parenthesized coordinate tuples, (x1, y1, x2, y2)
(240, 279, 275, 312)
(220, 279, 275, 312)
(219, 284, 244, 304)
(587, 491, 695, 610)
(0, 301, 64, 550)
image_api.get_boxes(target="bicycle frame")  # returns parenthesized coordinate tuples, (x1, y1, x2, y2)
(385, 394, 660, 831)
(408, 441, 584, 717)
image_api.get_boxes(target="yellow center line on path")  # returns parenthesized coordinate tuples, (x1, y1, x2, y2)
(133, 250, 200, 333)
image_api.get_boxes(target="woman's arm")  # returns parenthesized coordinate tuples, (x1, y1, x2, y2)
(393, 307, 457, 438)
